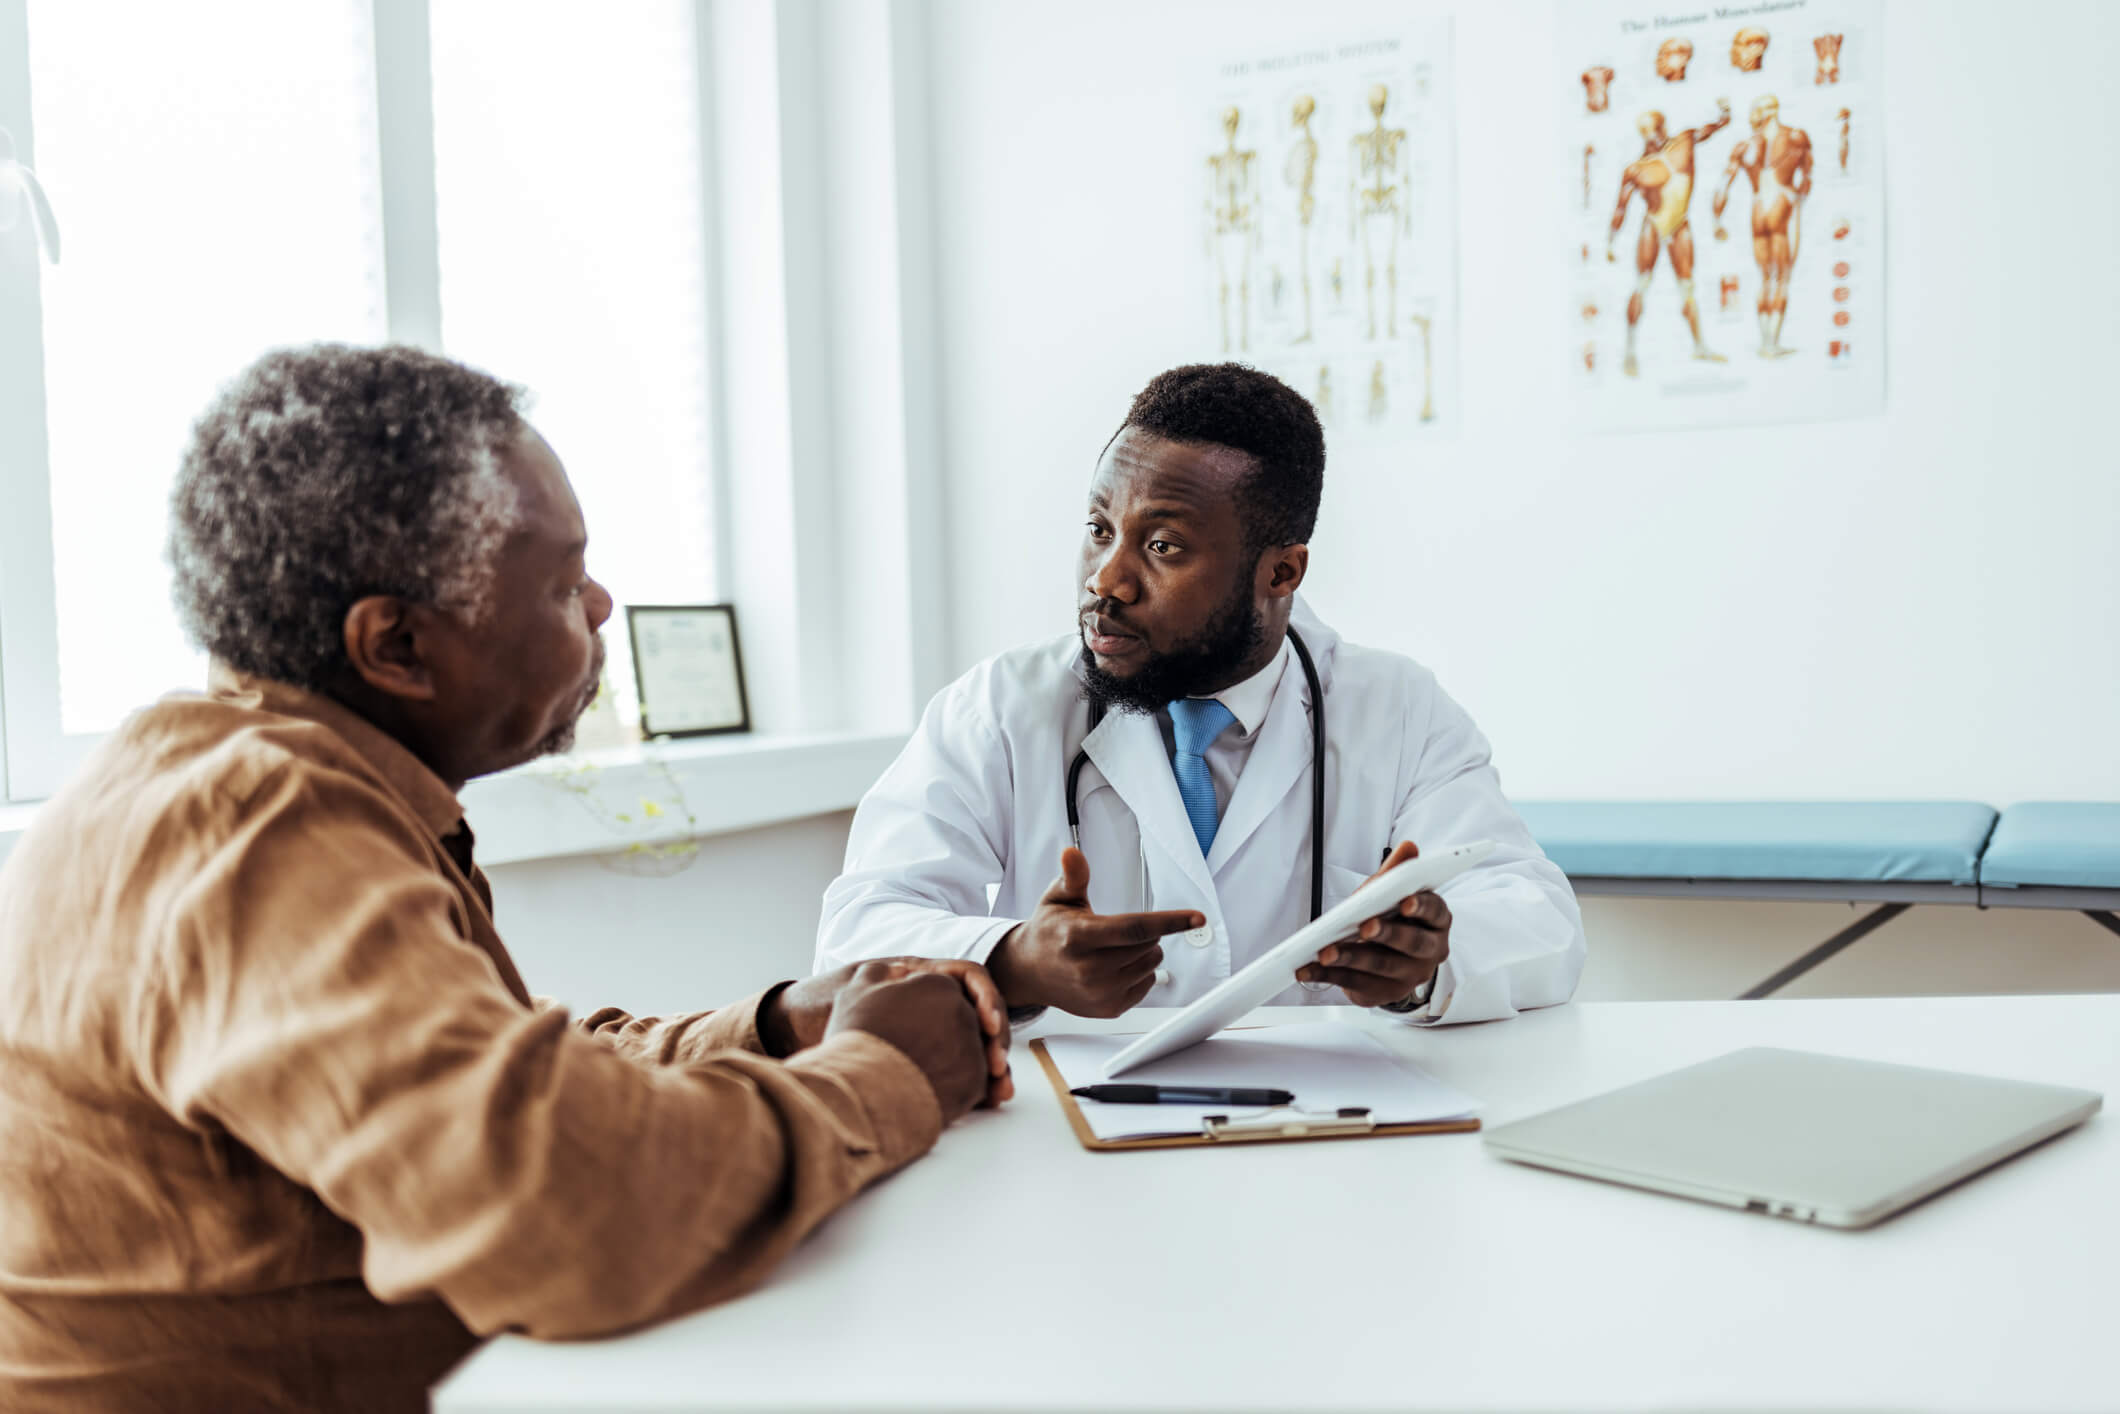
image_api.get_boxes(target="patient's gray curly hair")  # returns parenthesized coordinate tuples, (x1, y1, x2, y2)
(169, 344, 530, 691)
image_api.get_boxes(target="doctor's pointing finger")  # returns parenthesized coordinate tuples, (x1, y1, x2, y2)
(985, 847, 1203, 1019)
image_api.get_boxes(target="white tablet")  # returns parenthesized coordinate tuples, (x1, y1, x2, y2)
(1099, 840, 1495, 1077)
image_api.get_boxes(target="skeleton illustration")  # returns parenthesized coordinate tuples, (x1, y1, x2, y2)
(1347, 83, 1412, 340)
(1205, 107, 1260, 353)
(1285, 95, 1320, 343)
(1409, 314, 1436, 423)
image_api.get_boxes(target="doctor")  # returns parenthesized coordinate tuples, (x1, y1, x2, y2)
(816, 364, 1583, 1024)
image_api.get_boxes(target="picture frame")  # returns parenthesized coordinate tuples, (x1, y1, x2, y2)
(625, 604, 752, 739)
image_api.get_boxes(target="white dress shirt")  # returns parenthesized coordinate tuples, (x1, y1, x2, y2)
(1153, 637, 1290, 821)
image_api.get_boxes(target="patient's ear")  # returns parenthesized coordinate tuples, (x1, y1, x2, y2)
(343, 597, 439, 702)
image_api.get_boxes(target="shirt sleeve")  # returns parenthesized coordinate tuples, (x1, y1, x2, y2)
(136, 763, 943, 1340)
(1382, 677, 1586, 1027)
(573, 988, 781, 1064)
(814, 686, 1022, 973)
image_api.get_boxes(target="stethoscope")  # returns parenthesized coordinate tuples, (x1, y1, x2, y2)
(1065, 626, 1328, 925)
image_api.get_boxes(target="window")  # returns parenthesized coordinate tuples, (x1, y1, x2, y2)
(0, 0, 719, 801)
(428, 0, 718, 728)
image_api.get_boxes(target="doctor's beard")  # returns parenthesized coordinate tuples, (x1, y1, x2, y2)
(1079, 572, 1265, 716)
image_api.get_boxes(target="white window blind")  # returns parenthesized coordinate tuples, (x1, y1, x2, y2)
(25, 0, 388, 746)
(428, 0, 719, 728)
(2, 0, 728, 800)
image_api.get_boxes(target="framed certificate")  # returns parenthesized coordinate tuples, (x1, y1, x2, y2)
(626, 604, 752, 738)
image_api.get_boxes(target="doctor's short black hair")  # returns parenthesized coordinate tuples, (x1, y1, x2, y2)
(1119, 363, 1325, 554)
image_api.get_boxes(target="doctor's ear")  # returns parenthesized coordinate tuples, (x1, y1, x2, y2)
(1258, 543, 1309, 598)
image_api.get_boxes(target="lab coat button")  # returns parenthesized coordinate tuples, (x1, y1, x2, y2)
(1184, 923, 1214, 947)
(1154, 967, 1173, 988)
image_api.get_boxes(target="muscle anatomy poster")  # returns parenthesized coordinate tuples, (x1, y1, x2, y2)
(1566, 0, 1883, 430)
(1199, 24, 1459, 441)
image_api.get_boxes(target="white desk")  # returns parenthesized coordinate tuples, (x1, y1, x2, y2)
(438, 996, 2119, 1413)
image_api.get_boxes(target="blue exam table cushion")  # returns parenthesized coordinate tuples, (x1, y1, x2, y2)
(1979, 804, 2120, 889)
(1513, 802, 1997, 886)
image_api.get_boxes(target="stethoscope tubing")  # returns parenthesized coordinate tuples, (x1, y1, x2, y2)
(1066, 626, 1327, 924)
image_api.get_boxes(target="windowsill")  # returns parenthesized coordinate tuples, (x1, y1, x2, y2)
(0, 730, 907, 872)
(463, 730, 907, 868)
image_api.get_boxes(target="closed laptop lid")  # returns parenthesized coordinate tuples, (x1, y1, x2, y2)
(1483, 1047, 2101, 1225)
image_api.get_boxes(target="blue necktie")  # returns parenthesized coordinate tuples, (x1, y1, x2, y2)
(1169, 698, 1238, 857)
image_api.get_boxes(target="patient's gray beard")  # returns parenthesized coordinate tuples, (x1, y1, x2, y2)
(533, 643, 607, 758)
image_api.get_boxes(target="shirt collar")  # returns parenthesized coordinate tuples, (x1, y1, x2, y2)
(205, 661, 469, 842)
(1185, 635, 1290, 740)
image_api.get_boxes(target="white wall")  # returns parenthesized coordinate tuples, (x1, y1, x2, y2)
(485, 815, 2120, 1014)
(341, 0, 2120, 1017)
(485, 810, 854, 1016)
(86, 0, 2113, 1019)
(923, 0, 2120, 804)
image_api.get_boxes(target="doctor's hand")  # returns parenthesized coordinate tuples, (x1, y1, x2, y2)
(824, 962, 1002, 1121)
(986, 847, 1205, 1019)
(1296, 840, 1452, 1009)
(772, 958, 1013, 1107)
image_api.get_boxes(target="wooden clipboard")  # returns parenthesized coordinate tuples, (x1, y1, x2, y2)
(1031, 1038, 1482, 1152)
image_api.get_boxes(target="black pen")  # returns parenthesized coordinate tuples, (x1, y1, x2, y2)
(1070, 1084, 1295, 1106)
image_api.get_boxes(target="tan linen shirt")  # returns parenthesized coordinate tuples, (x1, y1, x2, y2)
(0, 667, 942, 1412)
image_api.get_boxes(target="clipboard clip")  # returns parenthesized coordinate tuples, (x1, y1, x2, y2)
(1200, 1106, 1376, 1142)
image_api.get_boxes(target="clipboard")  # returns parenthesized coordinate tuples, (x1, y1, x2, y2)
(1031, 1038, 1482, 1152)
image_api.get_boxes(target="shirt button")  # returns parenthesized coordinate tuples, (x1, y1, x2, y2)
(1154, 967, 1173, 988)
(1185, 923, 1214, 947)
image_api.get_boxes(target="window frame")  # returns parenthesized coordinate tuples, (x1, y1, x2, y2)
(0, 0, 61, 802)
(0, 0, 736, 803)
(0, 0, 949, 812)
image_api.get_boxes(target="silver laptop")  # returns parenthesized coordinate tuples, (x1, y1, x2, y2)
(1482, 1047, 2101, 1229)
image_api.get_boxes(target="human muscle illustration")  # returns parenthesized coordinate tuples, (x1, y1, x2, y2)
(1607, 99, 1733, 376)
(1285, 95, 1320, 344)
(1206, 107, 1260, 352)
(1348, 83, 1411, 339)
(1583, 65, 1614, 112)
(1712, 95, 1812, 358)
(1837, 108, 1851, 171)
(1657, 38, 1694, 81)
(1730, 27, 1769, 72)
(1584, 144, 1595, 208)
(1814, 34, 1843, 84)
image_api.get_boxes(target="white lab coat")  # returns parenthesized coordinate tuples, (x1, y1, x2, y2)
(815, 597, 1584, 1024)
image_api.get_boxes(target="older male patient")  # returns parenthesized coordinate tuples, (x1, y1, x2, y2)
(0, 346, 1006, 1412)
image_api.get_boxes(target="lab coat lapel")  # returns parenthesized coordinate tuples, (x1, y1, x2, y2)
(1081, 708, 1217, 900)
(1204, 648, 1314, 875)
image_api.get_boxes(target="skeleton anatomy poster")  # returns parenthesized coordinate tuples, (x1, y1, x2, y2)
(1566, 0, 1883, 430)
(1199, 24, 1459, 441)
